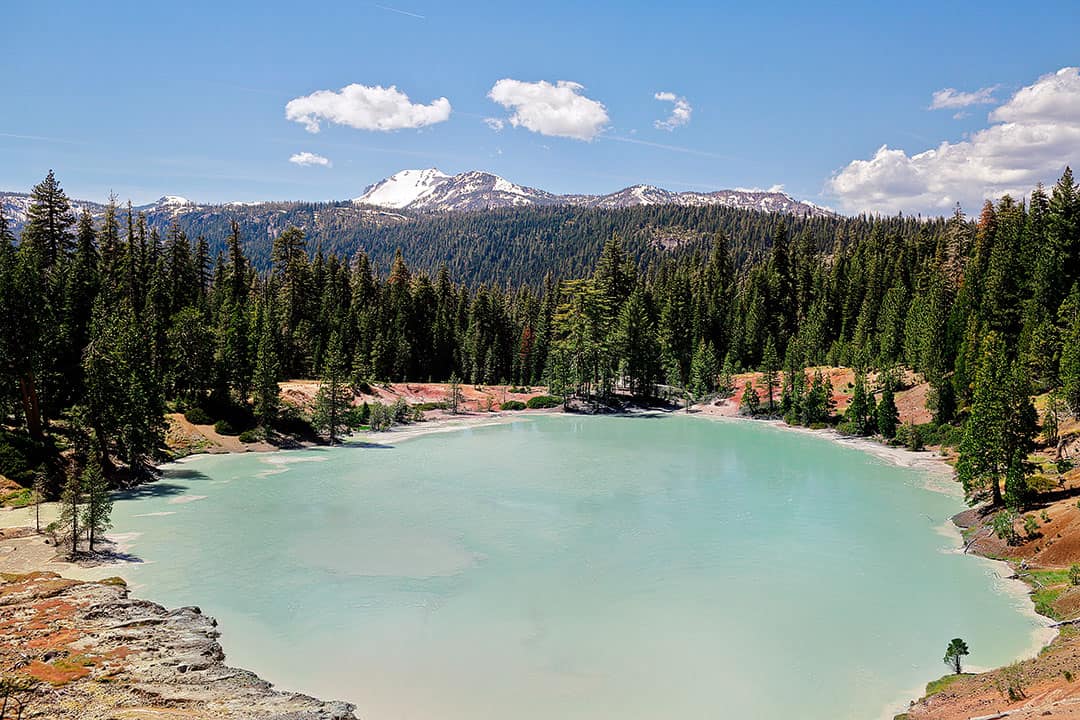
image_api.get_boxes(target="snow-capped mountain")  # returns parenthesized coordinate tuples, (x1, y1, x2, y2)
(353, 168, 833, 216)
(354, 169, 559, 212)
(2, 169, 832, 238)
(0, 193, 199, 230)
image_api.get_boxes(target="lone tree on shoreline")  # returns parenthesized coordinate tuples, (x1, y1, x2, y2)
(82, 458, 112, 554)
(944, 638, 970, 674)
(313, 330, 351, 445)
(446, 373, 463, 414)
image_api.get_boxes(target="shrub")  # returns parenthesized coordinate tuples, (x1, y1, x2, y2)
(995, 661, 1026, 701)
(183, 407, 213, 425)
(274, 404, 316, 438)
(508, 386, 531, 394)
(500, 400, 526, 411)
(895, 422, 924, 451)
(836, 420, 859, 436)
(391, 398, 411, 423)
(991, 511, 1020, 545)
(213, 419, 238, 436)
(1027, 474, 1058, 494)
(237, 429, 262, 443)
(526, 395, 562, 409)
(1070, 564, 1080, 587)
(1023, 514, 1040, 539)
(414, 401, 447, 411)
(1065, 669, 1075, 682)
(369, 402, 394, 431)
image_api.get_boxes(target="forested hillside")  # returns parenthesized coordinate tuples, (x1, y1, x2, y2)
(4, 187, 945, 287)
(1, 168, 1079, 513)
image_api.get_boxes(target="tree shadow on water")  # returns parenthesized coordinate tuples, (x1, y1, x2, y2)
(343, 441, 396, 449)
(113, 481, 192, 501)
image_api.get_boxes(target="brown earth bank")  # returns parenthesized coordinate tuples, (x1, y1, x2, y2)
(0, 546, 357, 720)
(897, 413, 1080, 719)
(164, 381, 553, 457)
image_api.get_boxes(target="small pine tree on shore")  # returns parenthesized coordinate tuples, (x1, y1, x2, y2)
(689, 339, 719, 400)
(876, 376, 899, 440)
(251, 298, 280, 430)
(312, 330, 351, 444)
(56, 462, 84, 561)
(446, 373, 463, 414)
(81, 458, 112, 554)
(761, 339, 780, 413)
(846, 372, 873, 435)
(740, 380, 761, 416)
(32, 471, 47, 534)
(944, 638, 969, 674)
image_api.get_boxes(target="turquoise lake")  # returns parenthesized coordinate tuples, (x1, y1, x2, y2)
(107, 414, 1042, 719)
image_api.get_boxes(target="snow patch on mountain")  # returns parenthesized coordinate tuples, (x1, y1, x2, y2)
(352, 168, 833, 216)
(354, 168, 451, 208)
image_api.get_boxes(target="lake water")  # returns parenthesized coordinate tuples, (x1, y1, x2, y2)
(108, 414, 1042, 720)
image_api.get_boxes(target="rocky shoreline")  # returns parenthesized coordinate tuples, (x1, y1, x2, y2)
(0, 561, 357, 720)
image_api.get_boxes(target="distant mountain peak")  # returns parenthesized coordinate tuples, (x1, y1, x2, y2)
(354, 168, 452, 209)
(353, 169, 833, 216)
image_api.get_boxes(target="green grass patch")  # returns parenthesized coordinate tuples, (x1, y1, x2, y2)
(924, 673, 970, 696)
(1019, 568, 1070, 619)
(1, 487, 36, 508)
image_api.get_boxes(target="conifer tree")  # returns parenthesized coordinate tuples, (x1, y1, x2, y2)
(740, 380, 760, 416)
(688, 339, 719, 399)
(56, 461, 83, 562)
(21, 170, 75, 269)
(957, 334, 1037, 506)
(1061, 284, 1080, 416)
(81, 458, 112, 554)
(761, 338, 780, 413)
(615, 287, 660, 397)
(32, 471, 47, 534)
(251, 298, 280, 429)
(845, 372, 873, 435)
(446, 373, 464, 414)
(313, 330, 351, 444)
(876, 375, 899, 440)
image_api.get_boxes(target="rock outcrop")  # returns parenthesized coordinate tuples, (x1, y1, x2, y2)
(0, 571, 357, 720)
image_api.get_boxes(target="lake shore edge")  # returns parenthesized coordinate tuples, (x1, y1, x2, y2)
(0, 404, 1060, 719)
(687, 405, 1065, 719)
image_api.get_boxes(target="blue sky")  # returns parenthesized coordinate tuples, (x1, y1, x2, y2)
(3, 0, 1079, 214)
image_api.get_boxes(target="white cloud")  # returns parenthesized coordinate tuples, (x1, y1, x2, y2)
(289, 151, 332, 167)
(285, 83, 451, 133)
(487, 79, 609, 141)
(829, 67, 1080, 214)
(484, 117, 505, 131)
(929, 85, 999, 110)
(653, 91, 692, 131)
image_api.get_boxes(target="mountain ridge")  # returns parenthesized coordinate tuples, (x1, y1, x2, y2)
(353, 168, 834, 216)
(1, 169, 834, 232)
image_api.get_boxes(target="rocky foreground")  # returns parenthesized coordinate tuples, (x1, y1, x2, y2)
(0, 570, 357, 720)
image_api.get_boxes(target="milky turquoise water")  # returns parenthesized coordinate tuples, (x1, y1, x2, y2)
(107, 414, 1042, 720)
